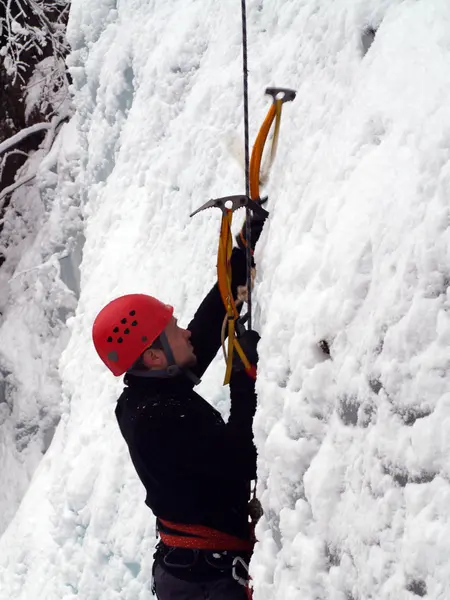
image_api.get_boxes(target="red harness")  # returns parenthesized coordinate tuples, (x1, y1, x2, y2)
(158, 519, 254, 551)
(158, 519, 255, 599)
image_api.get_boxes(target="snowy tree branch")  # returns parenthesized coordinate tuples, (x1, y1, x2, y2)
(0, 0, 70, 86)
(0, 169, 37, 207)
(0, 114, 68, 210)
(0, 149, 29, 181)
(0, 123, 51, 157)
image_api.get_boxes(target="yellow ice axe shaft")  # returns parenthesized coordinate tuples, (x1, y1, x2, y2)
(249, 88, 296, 202)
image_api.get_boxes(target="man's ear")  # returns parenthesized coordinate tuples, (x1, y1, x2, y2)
(142, 348, 166, 369)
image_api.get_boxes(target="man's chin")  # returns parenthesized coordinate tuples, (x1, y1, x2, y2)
(187, 353, 197, 368)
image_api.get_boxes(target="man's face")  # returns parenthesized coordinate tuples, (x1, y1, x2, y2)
(164, 317, 197, 368)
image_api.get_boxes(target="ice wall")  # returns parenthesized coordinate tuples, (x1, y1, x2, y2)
(2, 2, 450, 599)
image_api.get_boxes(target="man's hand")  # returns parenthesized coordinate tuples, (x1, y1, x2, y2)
(236, 198, 269, 252)
(233, 330, 260, 374)
(236, 267, 256, 303)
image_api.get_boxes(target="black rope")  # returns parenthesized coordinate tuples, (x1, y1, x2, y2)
(241, 0, 252, 330)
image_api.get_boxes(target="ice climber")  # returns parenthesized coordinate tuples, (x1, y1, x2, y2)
(92, 213, 266, 600)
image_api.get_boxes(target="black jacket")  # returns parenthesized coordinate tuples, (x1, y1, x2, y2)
(115, 249, 257, 540)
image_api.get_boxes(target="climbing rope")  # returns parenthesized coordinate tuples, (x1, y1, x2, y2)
(240, 0, 253, 330)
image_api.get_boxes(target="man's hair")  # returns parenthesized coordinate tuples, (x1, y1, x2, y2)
(130, 336, 164, 371)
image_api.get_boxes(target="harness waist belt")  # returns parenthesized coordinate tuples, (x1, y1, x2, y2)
(158, 519, 254, 552)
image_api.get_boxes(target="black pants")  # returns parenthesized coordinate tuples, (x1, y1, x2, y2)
(153, 563, 248, 600)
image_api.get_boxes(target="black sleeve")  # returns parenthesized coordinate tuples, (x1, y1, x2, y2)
(227, 370, 257, 479)
(188, 248, 247, 380)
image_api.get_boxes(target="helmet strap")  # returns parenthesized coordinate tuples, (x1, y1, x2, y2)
(126, 331, 201, 385)
(159, 330, 177, 369)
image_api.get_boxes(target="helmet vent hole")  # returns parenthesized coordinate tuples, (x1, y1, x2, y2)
(124, 328, 130, 334)
(129, 310, 136, 316)
(107, 336, 113, 343)
(118, 337, 123, 343)
(121, 318, 127, 324)
(142, 336, 148, 342)
(113, 327, 119, 333)
(131, 320, 138, 326)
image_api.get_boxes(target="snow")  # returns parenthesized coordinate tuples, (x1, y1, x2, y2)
(1, 0, 450, 599)
(25, 57, 70, 122)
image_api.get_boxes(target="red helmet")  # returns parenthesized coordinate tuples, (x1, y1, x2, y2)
(92, 294, 174, 376)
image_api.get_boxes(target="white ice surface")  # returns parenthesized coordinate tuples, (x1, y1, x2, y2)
(2, 1, 450, 599)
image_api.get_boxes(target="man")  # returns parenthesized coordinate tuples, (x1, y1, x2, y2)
(92, 218, 264, 600)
